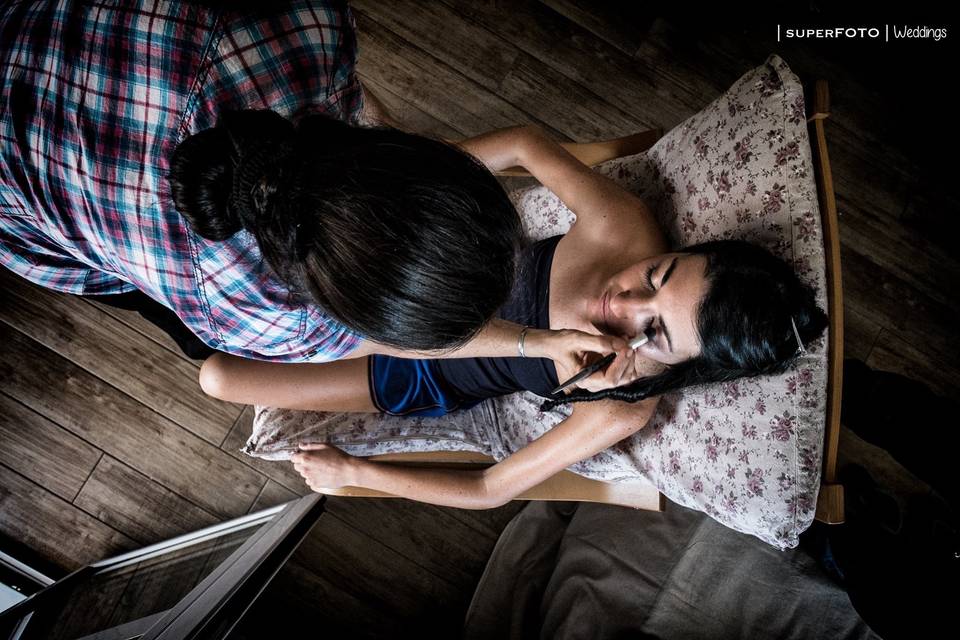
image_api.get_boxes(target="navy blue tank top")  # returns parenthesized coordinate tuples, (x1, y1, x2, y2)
(434, 235, 561, 401)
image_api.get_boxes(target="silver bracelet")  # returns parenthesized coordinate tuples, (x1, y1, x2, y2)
(517, 326, 531, 358)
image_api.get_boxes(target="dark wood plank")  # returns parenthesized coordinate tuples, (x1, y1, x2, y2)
(231, 558, 399, 639)
(866, 329, 960, 405)
(359, 75, 467, 139)
(444, 1, 701, 128)
(0, 269, 242, 445)
(0, 323, 264, 519)
(424, 499, 525, 542)
(353, 10, 557, 138)
(320, 496, 498, 592)
(0, 463, 135, 570)
(835, 189, 959, 316)
(0, 391, 102, 501)
(357, 0, 642, 140)
(73, 455, 221, 545)
(840, 246, 957, 372)
(286, 513, 467, 630)
(498, 51, 641, 139)
(538, 0, 649, 57)
(842, 304, 882, 363)
(355, 0, 518, 90)
(84, 298, 198, 368)
(247, 479, 298, 514)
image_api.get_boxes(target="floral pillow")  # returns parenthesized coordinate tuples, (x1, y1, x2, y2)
(247, 54, 828, 549)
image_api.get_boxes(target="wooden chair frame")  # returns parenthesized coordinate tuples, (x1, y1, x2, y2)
(327, 80, 844, 523)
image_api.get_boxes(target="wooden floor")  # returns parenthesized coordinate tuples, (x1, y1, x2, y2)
(1, 3, 957, 634)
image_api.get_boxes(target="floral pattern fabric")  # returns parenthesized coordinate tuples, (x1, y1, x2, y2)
(247, 55, 828, 549)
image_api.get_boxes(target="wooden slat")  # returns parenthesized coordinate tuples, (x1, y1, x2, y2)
(73, 456, 220, 544)
(0, 391, 102, 501)
(84, 298, 198, 367)
(0, 324, 264, 519)
(835, 184, 959, 317)
(841, 246, 958, 376)
(842, 304, 883, 362)
(231, 558, 400, 639)
(444, 1, 699, 127)
(357, 0, 643, 140)
(247, 479, 298, 514)
(324, 494, 503, 591)
(354, 0, 518, 90)
(286, 514, 466, 625)
(353, 10, 556, 138)
(498, 51, 640, 139)
(815, 483, 845, 525)
(538, 0, 649, 57)
(358, 76, 467, 139)
(0, 269, 242, 445)
(0, 463, 135, 570)
(867, 329, 960, 405)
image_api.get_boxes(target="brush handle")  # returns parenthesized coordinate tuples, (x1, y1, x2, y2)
(549, 333, 648, 396)
(549, 352, 617, 396)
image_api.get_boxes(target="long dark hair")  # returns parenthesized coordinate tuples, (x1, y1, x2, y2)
(168, 109, 522, 350)
(543, 240, 828, 410)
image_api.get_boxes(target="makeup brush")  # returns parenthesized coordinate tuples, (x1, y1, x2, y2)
(549, 332, 650, 396)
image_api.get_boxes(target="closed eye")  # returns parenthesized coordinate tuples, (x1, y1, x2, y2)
(645, 263, 658, 290)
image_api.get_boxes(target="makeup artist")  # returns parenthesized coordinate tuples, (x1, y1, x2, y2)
(0, 0, 622, 389)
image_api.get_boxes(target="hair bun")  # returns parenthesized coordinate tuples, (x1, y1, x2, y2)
(169, 126, 241, 241)
(169, 110, 296, 241)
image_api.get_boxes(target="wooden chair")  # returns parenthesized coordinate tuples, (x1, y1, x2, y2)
(808, 79, 845, 525)
(330, 80, 844, 523)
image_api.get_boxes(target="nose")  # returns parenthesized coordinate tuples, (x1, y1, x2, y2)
(609, 289, 654, 320)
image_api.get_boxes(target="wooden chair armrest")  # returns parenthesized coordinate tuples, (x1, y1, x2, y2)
(807, 79, 845, 525)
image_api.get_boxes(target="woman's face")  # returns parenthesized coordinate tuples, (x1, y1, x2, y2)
(591, 252, 709, 366)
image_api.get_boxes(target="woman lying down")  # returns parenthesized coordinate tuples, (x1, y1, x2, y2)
(200, 125, 827, 509)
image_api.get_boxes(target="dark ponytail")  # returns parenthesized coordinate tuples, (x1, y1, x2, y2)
(542, 240, 828, 410)
(169, 109, 523, 350)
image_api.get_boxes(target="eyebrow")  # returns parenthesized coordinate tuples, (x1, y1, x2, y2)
(658, 257, 678, 352)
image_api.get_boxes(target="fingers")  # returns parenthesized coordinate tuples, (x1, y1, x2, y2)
(571, 331, 625, 354)
(577, 349, 633, 392)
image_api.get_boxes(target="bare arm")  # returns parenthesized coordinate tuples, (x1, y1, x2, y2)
(293, 396, 659, 509)
(200, 319, 629, 407)
(460, 125, 667, 251)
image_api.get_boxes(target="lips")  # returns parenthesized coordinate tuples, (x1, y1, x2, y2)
(600, 291, 611, 330)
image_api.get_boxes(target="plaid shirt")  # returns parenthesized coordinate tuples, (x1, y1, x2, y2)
(0, 0, 365, 361)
